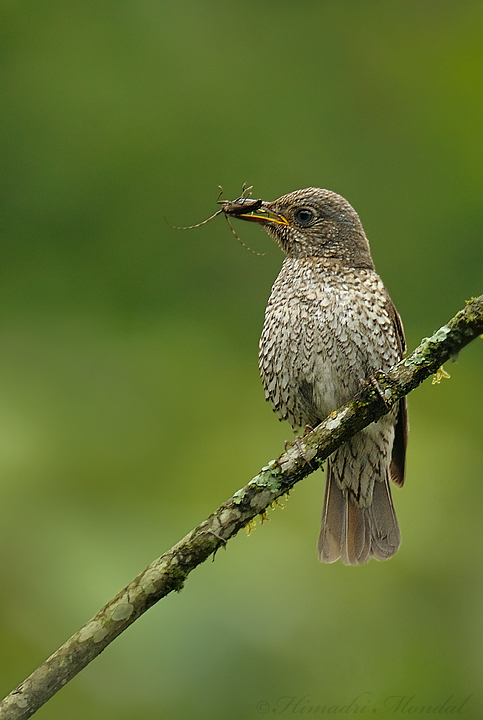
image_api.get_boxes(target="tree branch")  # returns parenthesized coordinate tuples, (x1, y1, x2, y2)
(1, 295, 482, 720)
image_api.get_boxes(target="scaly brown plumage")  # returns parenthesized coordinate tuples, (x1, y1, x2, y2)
(227, 187, 408, 565)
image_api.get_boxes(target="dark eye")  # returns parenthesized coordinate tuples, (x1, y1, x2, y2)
(294, 208, 315, 226)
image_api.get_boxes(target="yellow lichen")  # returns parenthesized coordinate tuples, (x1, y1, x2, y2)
(245, 519, 257, 535)
(432, 366, 451, 384)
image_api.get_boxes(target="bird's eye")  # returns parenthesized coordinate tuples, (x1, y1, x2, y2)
(294, 208, 315, 226)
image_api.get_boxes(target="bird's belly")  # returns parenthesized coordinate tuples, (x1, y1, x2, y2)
(259, 281, 398, 430)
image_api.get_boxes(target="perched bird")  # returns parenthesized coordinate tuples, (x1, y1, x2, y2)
(226, 188, 408, 565)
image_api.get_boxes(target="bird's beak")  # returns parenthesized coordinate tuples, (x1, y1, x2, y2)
(229, 202, 290, 226)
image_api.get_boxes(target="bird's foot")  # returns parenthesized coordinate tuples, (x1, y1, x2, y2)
(205, 529, 227, 561)
(284, 435, 313, 469)
(363, 372, 391, 411)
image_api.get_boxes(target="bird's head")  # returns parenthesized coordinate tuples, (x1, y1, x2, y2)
(225, 187, 375, 268)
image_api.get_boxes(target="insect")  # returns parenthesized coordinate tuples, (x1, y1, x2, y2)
(218, 186, 263, 217)
(168, 184, 268, 255)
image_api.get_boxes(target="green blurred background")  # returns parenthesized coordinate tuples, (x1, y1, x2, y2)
(0, 1, 482, 717)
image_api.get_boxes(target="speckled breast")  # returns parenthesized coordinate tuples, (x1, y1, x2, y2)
(259, 257, 401, 430)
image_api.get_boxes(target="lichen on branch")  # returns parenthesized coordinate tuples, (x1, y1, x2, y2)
(0, 294, 482, 720)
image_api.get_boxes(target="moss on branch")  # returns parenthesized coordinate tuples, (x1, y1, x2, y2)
(1, 294, 482, 720)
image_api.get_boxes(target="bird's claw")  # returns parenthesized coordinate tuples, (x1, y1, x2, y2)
(364, 372, 391, 411)
(285, 435, 314, 469)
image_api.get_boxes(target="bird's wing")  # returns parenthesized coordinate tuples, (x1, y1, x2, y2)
(383, 289, 408, 487)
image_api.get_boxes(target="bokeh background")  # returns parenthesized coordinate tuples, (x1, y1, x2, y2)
(0, 1, 482, 718)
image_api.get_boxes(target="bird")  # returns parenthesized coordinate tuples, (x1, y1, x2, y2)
(226, 187, 408, 565)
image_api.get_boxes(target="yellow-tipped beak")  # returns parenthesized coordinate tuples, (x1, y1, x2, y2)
(234, 209, 289, 226)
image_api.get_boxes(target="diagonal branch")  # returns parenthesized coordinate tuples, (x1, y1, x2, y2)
(1, 295, 482, 720)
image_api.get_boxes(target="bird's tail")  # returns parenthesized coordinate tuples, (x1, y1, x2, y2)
(318, 452, 401, 565)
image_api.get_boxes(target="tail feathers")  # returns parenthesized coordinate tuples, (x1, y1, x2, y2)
(318, 463, 401, 565)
